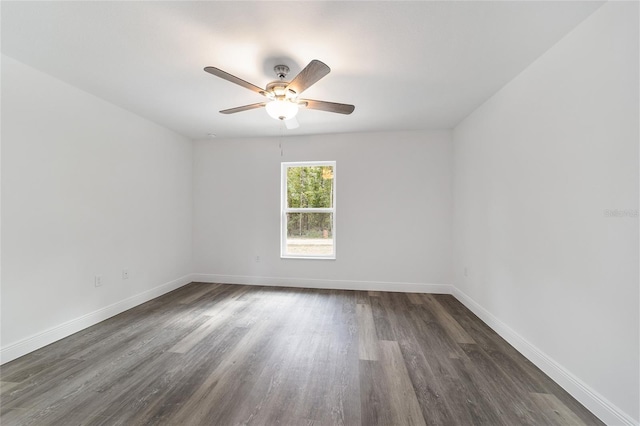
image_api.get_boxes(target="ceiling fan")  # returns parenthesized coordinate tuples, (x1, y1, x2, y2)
(204, 60, 355, 129)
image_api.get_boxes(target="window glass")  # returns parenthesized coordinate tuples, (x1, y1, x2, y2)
(286, 166, 334, 209)
(281, 162, 336, 259)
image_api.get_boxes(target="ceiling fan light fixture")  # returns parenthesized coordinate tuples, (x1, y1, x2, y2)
(265, 99, 299, 121)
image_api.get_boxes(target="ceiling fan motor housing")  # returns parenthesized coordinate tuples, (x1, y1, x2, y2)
(266, 81, 294, 98)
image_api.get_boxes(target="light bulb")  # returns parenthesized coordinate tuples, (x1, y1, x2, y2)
(265, 100, 299, 121)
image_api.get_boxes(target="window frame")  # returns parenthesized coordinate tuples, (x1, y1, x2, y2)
(281, 161, 336, 260)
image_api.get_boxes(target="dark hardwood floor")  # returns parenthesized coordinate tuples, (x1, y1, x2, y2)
(1, 283, 603, 425)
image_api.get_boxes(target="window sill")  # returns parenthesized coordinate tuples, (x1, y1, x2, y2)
(281, 255, 336, 260)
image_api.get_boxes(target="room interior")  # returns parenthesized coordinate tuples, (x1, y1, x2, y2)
(1, 1, 638, 425)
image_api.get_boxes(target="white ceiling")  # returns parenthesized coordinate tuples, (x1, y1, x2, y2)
(2, 1, 603, 140)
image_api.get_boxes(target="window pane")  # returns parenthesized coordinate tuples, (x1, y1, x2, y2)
(286, 166, 334, 208)
(286, 212, 334, 256)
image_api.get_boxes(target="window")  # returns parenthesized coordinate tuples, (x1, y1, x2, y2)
(281, 161, 336, 259)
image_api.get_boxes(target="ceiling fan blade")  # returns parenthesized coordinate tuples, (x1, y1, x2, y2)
(205, 67, 266, 96)
(299, 99, 355, 115)
(220, 103, 266, 114)
(285, 60, 330, 96)
(284, 117, 299, 130)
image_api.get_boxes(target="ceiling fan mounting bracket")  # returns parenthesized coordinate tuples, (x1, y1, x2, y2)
(274, 65, 290, 80)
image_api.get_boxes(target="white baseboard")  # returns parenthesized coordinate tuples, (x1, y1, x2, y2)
(451, 287, 637, 426)
(0, 274, 193, 365)
(191, 273, 453, 294)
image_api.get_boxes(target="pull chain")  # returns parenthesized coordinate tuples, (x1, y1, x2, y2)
(279, 120, 285, 157)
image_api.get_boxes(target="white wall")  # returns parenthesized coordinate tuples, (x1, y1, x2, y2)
(452, 3, 638, 424)
(1, 55, 193, 362)
(193, 130, 452, 291)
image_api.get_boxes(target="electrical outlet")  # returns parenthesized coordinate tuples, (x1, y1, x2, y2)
(94, 276, 103, 287)
(464, 267, 469, 277)
(122, 270, 129, 280)
(255, 255, 261, 263)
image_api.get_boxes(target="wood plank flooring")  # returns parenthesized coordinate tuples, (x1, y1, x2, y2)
(0, 283, 604, 425)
